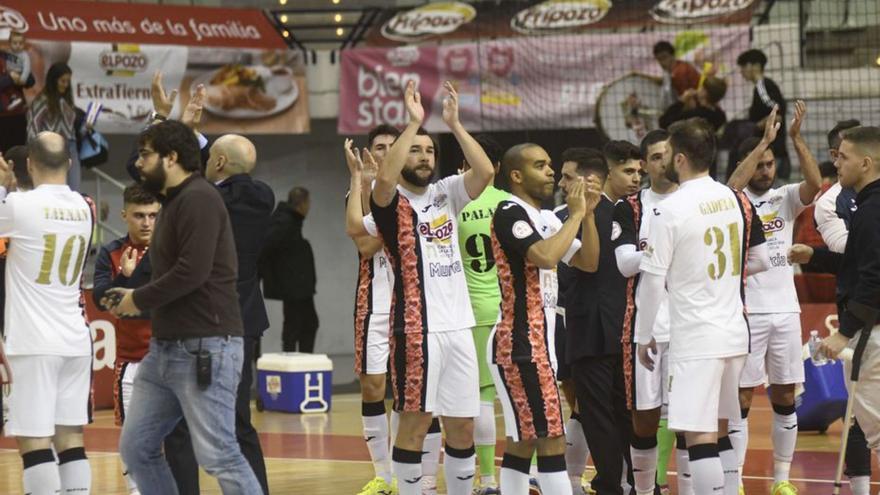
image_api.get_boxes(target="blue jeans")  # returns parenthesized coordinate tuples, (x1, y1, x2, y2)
(119, 336, 261, 495)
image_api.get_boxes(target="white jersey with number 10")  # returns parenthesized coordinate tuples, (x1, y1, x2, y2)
(1, 184, 94, 357)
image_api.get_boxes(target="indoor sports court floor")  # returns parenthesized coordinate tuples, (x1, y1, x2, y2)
(1, 392, 878, 494)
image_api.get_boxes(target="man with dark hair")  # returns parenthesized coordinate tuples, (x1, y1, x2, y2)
(612, 130, 681, 495)
(652, 41, 701, 109)
(726, 102, 822, 495)
(793, 126, 880, 490)
(456, 133, 509, 494)
(204, 134, 274, 494)
(349, 81, 495, 495)
(93, 184, 200, 495)
(659, 76, 727, 132)
(737, 49, 789, 179)
(637, 117, 769, 495)
(0, 131, 96, 495)
(557, 143, 634, 494)
(603, 140, 643, 202)
(343, 124, 406, 495)
(489, 142, 600, 495)
(555, 146, 607, 493)
(108, 120, 262, 494)
(261, 185, 318, 353)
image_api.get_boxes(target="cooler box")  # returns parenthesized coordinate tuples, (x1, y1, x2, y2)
(257, 353, 333, 414)
(796, 358, 849, 432)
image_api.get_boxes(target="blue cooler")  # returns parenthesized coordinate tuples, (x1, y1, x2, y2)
(796, 358, 849, 432)
(256, 353, 333, 414)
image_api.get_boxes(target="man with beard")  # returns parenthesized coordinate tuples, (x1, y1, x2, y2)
(490, 143, 601, 495)
(637, 118, 770, 495)
(725, 103, 822, 495)
(348, 80, 494, 495)
(611, 131, 680, 495)
(107, 120, 262, 494)
(556, 145, 632, 495)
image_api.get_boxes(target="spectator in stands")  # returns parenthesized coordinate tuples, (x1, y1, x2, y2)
(0, 32, 34, 154)
(5, 145, 31, 191)
(260, 186, 319, 353)
(26, 62, 84, 191)
(651, 41, 701, 109)
(737, 49, 790, 179)
(658, 76, 727, 132)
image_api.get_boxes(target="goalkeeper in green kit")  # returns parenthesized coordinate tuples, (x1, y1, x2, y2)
(457, 135, 510, 495)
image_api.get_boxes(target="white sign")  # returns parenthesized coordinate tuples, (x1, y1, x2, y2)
(381, 2, 476, 42)
(511, 0, 611, 34)
(650, 0, 757, 24)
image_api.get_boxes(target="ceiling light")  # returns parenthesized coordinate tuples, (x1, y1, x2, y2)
(279, 0, 287, 5)
(334, 13, 342, 22)
(280, 14, 288, 23)
(332, 0, 340, 4)
(336, 27, 344, 36)
(876, 54, 880, 66)
(282, 30, 290, 38)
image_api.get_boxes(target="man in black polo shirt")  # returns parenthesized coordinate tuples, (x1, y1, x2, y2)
(557, 143, 639, 495)
(108, 120, 261, 494)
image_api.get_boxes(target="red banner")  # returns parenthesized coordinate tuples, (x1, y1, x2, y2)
(0, 0, 285, 49)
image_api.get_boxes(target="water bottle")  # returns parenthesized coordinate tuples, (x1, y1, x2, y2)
(808, 330, 829, 366)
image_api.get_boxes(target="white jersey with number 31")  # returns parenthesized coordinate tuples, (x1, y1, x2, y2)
(641, 176, 763, 362)
(1, 184, 94, 357)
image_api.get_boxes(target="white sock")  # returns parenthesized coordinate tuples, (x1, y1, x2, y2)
(538, 454, 573, 495)
(390, 410, 400, 450)
(362, 401, 392, 483)
(121, 463, 138, 493)
(22, 449, 61, 495)
(771, 404, 797, 483)
(622, 457, 631, 493)
(728, 411, 748, 487)
(631, 435, 658, 494)
(422, 418, 442, 478)
(849, 475, 871, 495)
(565, 414, 589, 491)
(58, 448, 91, 494)
(443, 445, 476, 495)
(500, 453, 531, 495)
(393, 447, 423, 495)
(475, 400, 497, 486)
(718, 437, 739, 495)
(675, 435, 694, 495)
(688, 444, 724, 494)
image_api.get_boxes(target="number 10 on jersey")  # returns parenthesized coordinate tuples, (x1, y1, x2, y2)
(36, 233, 88, 286)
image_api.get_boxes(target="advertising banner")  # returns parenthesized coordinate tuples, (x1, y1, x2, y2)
(339, 26, 749, 134)
(364, 0, 759, 46)
(0, 1, 309, 134)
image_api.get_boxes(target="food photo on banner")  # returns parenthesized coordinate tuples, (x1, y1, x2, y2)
(0, 0, 309, 134)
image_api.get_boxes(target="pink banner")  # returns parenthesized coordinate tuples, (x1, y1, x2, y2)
(339, 26, 750, 135)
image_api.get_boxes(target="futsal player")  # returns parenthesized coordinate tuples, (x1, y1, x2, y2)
(490, 142, 601, 495)
(2, 132, 96, 495)
(349, 80, 494, 495)
(611, 130, 680, 495)
(344, 124, 402, 495)
(636, 118, 770, 495)
(726, 103, 822, 495)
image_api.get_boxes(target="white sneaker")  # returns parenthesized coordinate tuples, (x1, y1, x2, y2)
(422, 475, 437, 495)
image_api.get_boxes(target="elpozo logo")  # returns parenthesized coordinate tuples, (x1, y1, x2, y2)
(0, 5, 29, 36)
(100, 50, 149, 73)
(381, 2, 476, 42)
(650, 0, 757, 24)
(511, 0, 611, 34)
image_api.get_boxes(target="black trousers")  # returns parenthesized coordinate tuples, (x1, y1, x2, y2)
(282, 297, 319, 353)
(163, 338, 269, 494)
(238, 336, 269, 494)
(571, 354, 633, 495)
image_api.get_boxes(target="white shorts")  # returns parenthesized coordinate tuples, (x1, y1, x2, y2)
(5, 355, 91, 437)
(391, 328, 480, 418)
(741, 313, 805, 388)
(355, 313, 391, 376)
(633, 341, 670, 411)
(668, 355, 746, 433)
(114, 361, 140, 425)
